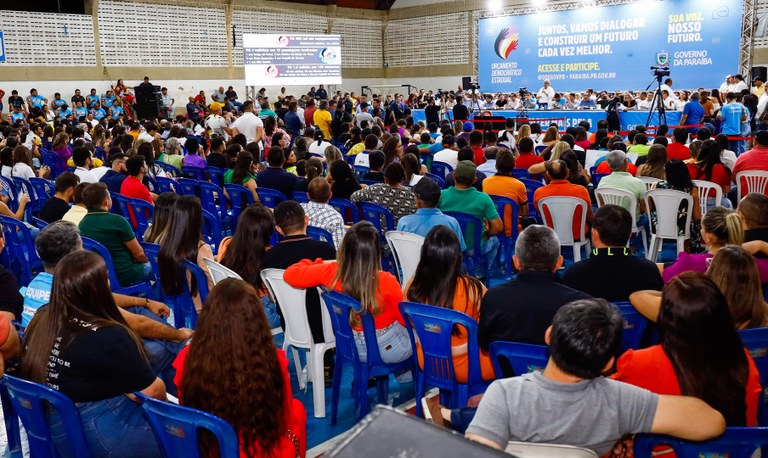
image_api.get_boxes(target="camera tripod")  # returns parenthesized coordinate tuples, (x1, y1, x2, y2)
(645, 75, 667, 127)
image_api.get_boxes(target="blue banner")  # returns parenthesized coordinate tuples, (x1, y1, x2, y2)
(478, 0, 743, 92)
(0, 32, 5, 63)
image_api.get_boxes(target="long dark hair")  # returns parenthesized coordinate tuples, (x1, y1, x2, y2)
(22, 251, 142, 383)
(180, 279, 286, 458)
(220, 204, 274, 291)
(158, 195, 204, 296)
(333, 221, 383, 326)
(707, 245, 768, 330)
(143, 192, 179, 244)
(401, 153, 421, 184)
(658, 272, 749, 426)
(696, 139, 730, 182)
(231, 150, 254, 186)
(664, 159, 694, 189)
(407, 226, 484, 335)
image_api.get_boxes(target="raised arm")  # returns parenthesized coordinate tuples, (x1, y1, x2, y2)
(629, 290, 662, 322)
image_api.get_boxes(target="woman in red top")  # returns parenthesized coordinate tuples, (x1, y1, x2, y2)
(174, 279, 307, 458)
(687, 139, 732, 195)
(284, 221, 412, 365)
(614, 273, 761, 427)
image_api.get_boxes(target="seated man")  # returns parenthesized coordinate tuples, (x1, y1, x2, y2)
(256, 146, 298, 200)
(479, 225, 590, 352)
(72, 146, 97, 184)
(397, 177, 465, 251)
(739, 193, 768, 276)
(362, 151, 385, 183)
(444, 147, 486, 192)
(78, 183, 151, 286)
(596, 150, 647, 222)
(39, 171, 79, 224)
(562, 205, 663, 301)
(513, 137, 544, 171)
(534, 160, 593, 241)
(354, 134, 380, 167)
(98, 151, 127, 193)
(262, 201, 336, 345)
(302, 177, 346, 249)
(465, 298, 726, 454)
(23, 221, 191, 394)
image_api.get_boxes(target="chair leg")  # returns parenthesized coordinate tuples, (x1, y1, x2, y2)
(573, 243, 581, 262)
(357, 367, 370, 421)
(291, 346, 305, 390)
(376, 376, 389, 405)
(415, 372, 426, 418)
(0, 386, 21, 458)
(648, 236, 659, 262)
(310, 348, 327, 418)
(331, 358, 343, 425)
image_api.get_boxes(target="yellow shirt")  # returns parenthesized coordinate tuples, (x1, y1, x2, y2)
(313, 109, 332, 140)
(753, 85, 765, 98)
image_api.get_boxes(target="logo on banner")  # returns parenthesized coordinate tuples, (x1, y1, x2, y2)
(277, 36, 290, 47)
(656, 51, 669, 66)
(318, 47, 338, 64)
(494, 28, 519, 60)
(265, 65, 280, 78)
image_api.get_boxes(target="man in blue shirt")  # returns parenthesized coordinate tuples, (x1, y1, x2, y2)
(102, 90, 116, 108)
(256, 146, 298, 200)
(87, 88, 100, 108)
(397, 178, 465, 251)
(110, 100, 124, 120)
(57, 104, 72, 120)
(680, 92, 704, 134)
(74, 101, 88, 120)
(50, 92, 67, 110)
(92, 102, 107, 120)
(27, 88, 46, 111)
(718, 92, 747, 152)
(579, 93, 596, 109)
(284, 100, 303, 138)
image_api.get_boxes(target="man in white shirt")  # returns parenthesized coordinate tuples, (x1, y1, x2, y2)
(659, 78, 677, 101)
(137, 122, 158, 144)
(537, 80, 555, 108)
(731, 74, 750, 94)
(72, 147, 97, 184)
(160, 87, 174, 118)
(355, 102, 374, 127)
(637, 92, 653, 110)
(231, 100, 264, 144)
(433, 135, 460, 169)
(720, 75, 732, 100)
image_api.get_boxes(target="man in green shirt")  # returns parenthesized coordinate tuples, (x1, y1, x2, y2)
(78, 183, 151, 285)
(627, 133, 651, 156)
(438, 160, 503, 277)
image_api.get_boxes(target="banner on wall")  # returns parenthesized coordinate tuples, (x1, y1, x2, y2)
(243, 34, 342, 86)
(0, 32, 5, 63)
(478, 0, 743, 92)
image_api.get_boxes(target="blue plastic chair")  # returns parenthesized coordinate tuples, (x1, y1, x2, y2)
(1, 374, 91, 457)
(13, 177, 41, 217)
(207, 166, 225, 188)
(634, 427, 768, 458)
(154, 176, 177, 194)
(511, 169, 542, 182)
(424, 172, 445, 188)
(81, 236, 151, 296)
(399, 301, 491, 417)
(430, 161, 453, 180)
(358, 201, 395, 234)
(0, 215, 42, 286)
(196, 180, 229, 233)
(740, 327, 768, 426)
(443, 211, 491, 282)
(135, 392, 239, 458)
(612, 302, 649, 353)
(353, 165, 370, 179)
(0, 176, 19, 213)
(307, 225, 335, 249)
(520, 178, 544, 222)
(181, 166, 208, 181)
(157, 161, 180, 177)
(292, 191, 309, 203)
(223, 183, 255, 233)
(124, 196, 155, 240)
(40, 150, 62, 178)
(534, 145, 548, 155)
(489, 195, 520, 277)
(256, 188, 286, 209)
(0, 383, 22, 457)
(321, 290, 416, 424)
(202, 209, 223, 255)
(31, 216, 48, 229)
(488, 341, 549, 379)
(29, 177, 55, 200)
(94, 146, 107, 162)
(589, 167, 609, 187)
(329, 197, 360, 224)
(176, 177, 200, 197)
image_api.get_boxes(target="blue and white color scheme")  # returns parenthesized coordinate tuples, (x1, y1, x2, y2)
(243, 34, 342, 86)
(0, 32, 5, 63)
(479, 0, 743, 92)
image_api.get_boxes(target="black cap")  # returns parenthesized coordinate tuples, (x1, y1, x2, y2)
(412, 177, 441, 205)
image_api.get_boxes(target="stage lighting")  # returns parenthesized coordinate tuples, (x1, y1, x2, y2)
(488, 0, 503, 12)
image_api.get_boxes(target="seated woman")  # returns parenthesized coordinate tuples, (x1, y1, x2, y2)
(661, 206, 743, 283)
(174, 279, 306, 458)
(406, 226, 495, 383)
(687, 139, 732, 209)
(651, 159, 702, 252)
(142, 192, 178, 244)
(328, 160, 361, 200)
(615, 272, 761, 427)
(224, 150, 260, 204)
(22, 251, 164, 457)
(284, 221, 412, 366)
(158, 195, 214, 313)
(350, 162, 417, 225)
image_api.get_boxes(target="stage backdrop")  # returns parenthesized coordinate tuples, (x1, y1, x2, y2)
(243, 34, 342, 87)
(478, 0, 743, 92)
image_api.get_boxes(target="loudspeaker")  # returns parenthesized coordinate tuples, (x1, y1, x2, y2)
(134, 85, 162, 120)
(462, 76, 473, 90)
(752, 66, 767, 83)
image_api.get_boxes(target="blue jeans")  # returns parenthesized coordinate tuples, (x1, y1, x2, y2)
(353, 321, 412, 364)
(262, 295, 282, 330)
(124, 306, 185, 396)
(49, 394, 162, 458)
(479, 236, 500, 276)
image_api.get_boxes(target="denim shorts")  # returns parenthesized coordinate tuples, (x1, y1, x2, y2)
(353, 321, 413, 364)
(49, 394, 162, 458)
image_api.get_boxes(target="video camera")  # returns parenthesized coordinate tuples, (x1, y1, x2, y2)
(650, 66, 670, 78)
(519, 87, 529, 97)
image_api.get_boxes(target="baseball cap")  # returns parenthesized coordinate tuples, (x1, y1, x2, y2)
(411, 177, 441, 203)
(463, 121, 474, 132)
(754, 130, 768, 146)
(210, 102, 224, 111)
(454, 160, 476, 181)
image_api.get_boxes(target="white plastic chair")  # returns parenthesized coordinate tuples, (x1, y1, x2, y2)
(637, 176, 662, 192)
(537, 196, 590, 262)
(385, 231, 425, 289)
(202, 257, 242, 284)
(505, 442, 598, 458)
(594, 187, 647, 254)
(736, 170, 768, 200)
(644, 189, 693, 262)
(691, 180, 723, 216)
(260, 268, 336, 419)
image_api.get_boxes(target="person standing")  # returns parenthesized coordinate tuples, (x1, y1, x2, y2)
(231, 101, 264, 144)
(718, 92, 747, 152)
(537, 80, 555, 108)
(680, 92, 704, 133)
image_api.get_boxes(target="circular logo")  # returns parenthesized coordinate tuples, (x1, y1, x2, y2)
(265, 66, 280, 78)
(277, 36, 290, 47)
(318, 47, 338, 64)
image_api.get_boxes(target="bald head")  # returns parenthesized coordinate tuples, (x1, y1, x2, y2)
(738, 193, 768, 229)
(546, 159, 568, 180)
(307, 177, 331, 203)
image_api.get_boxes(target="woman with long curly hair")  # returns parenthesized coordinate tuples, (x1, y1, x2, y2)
(173, 279, 306, 458)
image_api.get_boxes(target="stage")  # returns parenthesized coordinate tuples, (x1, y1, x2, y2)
(411, 109, 682, 133)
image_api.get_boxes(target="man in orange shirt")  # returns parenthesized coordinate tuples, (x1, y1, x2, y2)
(483, 149, 528, 237)
(534, 160, 593, 240)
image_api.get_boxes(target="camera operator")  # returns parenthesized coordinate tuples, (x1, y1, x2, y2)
(537, 80, 556, 108)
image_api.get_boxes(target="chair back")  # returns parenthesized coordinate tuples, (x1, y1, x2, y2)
(12, 177, 40, 216)
(537, 196, 588, 244)
(534, 145, 548, 155)
(135, 392, 239, 458)
(595, 187, 639, 228)
(307, 225, 335, 249)
(520, 178, 544, 221)
(322, 290, 371, 364)
(505, 442, 598, 457)
(1, 374, 91, 458)
(443, 211, 483, 257)
(645, 189, 693, 239)
(0, 215, 42, 286)
(488, 341, 549, 378)
(399, 301, 484, 389)
(691, 180, 723, 216)
(81, 236, 128, 290)
(175, 177, 200, 196)
(293, 191, 310, 203)
(613, 302, 649, 353)
(181, 166, 207, 181)
(154, 176, 177, 193)
(423, 173, 445, 188)
(512, 169, 540, 182)
(207, 166, 225, 188)
(634, 427, 768, 458)
(736, 170, 768, 199)
(0, 176, 18, 211)
(255, 188, 286, 209)
(125, 196, 155, 238)
(157, 161, 180, 177)
(590, 172, 609, 188)
(223, 183, 255, 231)
(359, 201, 395, 234)
(329, 197, 360, 224)
(489, 194, 521, 240)
(385, 231, 425, 286)
(261, 268, 335, 348)
(201, 209, 223, 254)
(353, 165, 370, 178)
(40, 150, 62, 178)
(431, 161, 453, 180)
(29, 178, 55, 200)
(203, 257, 243, 285)
(638, 176, 662, 191)
(197, 180, 227, 226)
